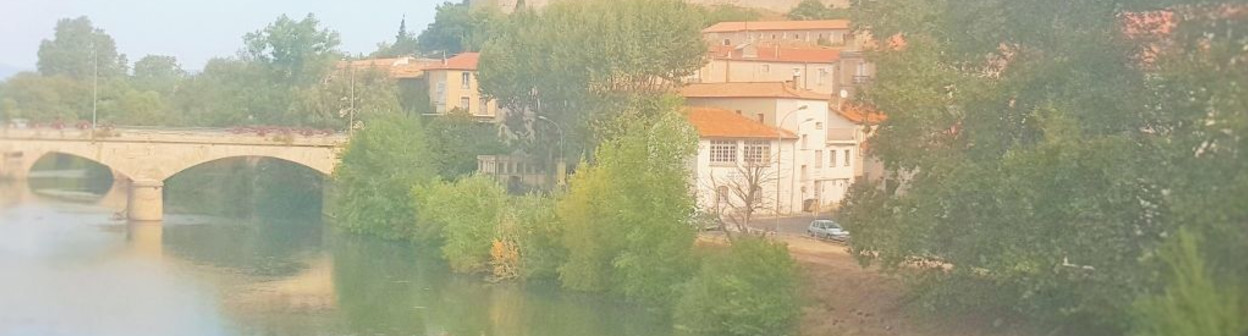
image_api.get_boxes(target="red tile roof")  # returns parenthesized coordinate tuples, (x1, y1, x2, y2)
(686, 107, 797, 139)
(703, 20, 852, 34)
(335, 57, 440, 78)
(425, 52, 480, 71)
(681, 82, 829, 101)
(710, 44, 841, 64)
(836, 103, 887, 124)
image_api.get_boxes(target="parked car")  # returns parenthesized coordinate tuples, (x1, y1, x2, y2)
(807, 220, 849, 241)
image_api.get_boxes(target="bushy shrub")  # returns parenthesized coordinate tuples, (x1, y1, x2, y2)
(419, 175, 508, 272)
(332, 115, 435, 240)
(1132, 229, 1247, 336)
(675, 237, 801, 336)
(556, 104, 699, 304)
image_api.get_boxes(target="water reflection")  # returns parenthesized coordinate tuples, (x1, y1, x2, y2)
(0, 168, 672, 335)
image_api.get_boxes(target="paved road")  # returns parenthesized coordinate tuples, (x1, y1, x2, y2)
(747, 214, 837, 236)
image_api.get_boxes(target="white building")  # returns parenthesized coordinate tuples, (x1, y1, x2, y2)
(682, 82, 862, 213)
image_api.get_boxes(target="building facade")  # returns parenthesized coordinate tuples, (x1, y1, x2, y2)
(421, 53, 502, 120)
(702, 20, 857, 48)
(682, 82, 862, 212)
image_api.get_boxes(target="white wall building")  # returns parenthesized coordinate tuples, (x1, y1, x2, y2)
(682, 82, 863, 213)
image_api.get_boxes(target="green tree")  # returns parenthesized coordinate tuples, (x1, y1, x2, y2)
(36, 16, 128, 80)
(372, 17, 421, 58)
(841, 0, 1248, 332)
(478, 0, 708, 162)
(786, 0, 848, 21)
(171, 58, 279, 126)
(0, 72, 89, 122)
(675, 237, 801, 336)
(332, 114, 437, 240)
(131, 55, 185, 96)
(290, 67, 401, 129)
(695, 4, 763, 26)
(1132, 229, 1246, 336)
(418, 175, 508, 272)
(555, 98, 699, 305)
(243, 14, 342, 86)
(424, 110, 507, 179)
(416, 2, 504, 55)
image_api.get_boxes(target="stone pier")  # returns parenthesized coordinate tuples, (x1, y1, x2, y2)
(127, 179, 164, 222)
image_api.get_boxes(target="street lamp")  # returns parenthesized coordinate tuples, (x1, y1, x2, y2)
(776, 105, 810, 234)
(536, 115, 565, 186)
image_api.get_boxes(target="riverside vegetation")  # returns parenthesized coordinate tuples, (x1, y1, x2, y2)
(330, 1, 802, 335)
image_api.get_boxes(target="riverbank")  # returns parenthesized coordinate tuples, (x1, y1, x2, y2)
(698, 234, 1040, 336)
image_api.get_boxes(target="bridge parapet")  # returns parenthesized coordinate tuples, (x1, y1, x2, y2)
(0, 127, 348, 148)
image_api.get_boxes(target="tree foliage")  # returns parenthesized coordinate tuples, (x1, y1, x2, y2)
(36, 16, 128, 79)
(417, 2, 504, 55)
(842, 0, 1248, 332)
(424, 110, 508, 179)
(555, 98, 699, 304)
(243, 14, 342, 86)
(332, 114, 436, 240)
(675, 237, 801, 336)
(478, 0, 708, 161)
(786, 0, 849, 21)
(131, 55, 185, 96)
(419, 174, 509, 273)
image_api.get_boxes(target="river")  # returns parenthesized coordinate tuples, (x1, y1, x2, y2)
(0, 159, 670, 336)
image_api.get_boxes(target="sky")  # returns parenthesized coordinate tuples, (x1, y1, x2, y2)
(0, 0, 448, 73)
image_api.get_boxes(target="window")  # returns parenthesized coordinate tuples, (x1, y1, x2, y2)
(735, 110, 742, 115)
(757, 114, 765, 123)
(461, 96, 471, 112)
(801, 135, 808, 149)
(479, 97, 490, 115)
(722, 38, 731, 46)
(743, 140, 770, 164)
(461, 72, 471, 89)
(434, 82, 447, 112)
(762, 64, 770, 73)
(793, 33, 802, 40)
(815, 122, 823, 130)
(710, 140, 737, 164)
(801, 165, 808, 180)
(716, 186, 730, 204)
(829, 150, 837, 168)
(856, 62, 868, 76)
(772, 34, 778, 39)
(817, 68, 828, 85)
(815, 150, 823, 168)
(843, 149, 851, 167)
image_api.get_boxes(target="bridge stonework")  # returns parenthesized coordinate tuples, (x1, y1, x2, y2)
(0, 128, 348, 221)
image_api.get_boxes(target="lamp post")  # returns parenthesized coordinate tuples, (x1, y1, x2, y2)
(536, 115, 565, 186)
(776, 105, 809, 234)
(349, 59, 356, 135)
(91, 42, 98, 135)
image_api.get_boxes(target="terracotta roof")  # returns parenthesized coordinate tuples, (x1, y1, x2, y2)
(710, 44, 841, 63)
(685, 107, 797, 139)
(425, 52, 480, 71)
(836, 103, 887, 124)
(703, 20, 852, 34)
(335, 57, 440, 78)
(681, 82, 829, 101)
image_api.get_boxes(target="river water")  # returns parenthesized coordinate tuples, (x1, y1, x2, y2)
(0, 163, 670, 336)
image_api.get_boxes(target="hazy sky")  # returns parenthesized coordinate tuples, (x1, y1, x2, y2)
(0, 0, 447, 72)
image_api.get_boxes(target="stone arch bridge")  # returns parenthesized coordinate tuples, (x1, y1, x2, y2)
(0, 127, 347, 221)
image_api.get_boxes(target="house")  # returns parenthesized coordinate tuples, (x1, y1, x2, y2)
(420, 53, 502, 120)
(702, 20, 857, 48)
(335, 53, 501, 121)
(692, 43, 875, 97)
(681, 82, 860, 212)
(685, 106, 799, 215)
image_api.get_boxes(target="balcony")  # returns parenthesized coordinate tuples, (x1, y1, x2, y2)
(852, 75, 872, 85)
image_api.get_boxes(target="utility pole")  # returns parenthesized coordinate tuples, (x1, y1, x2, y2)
(91, 42, 98, 134)
(349, 61, 356, 135)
